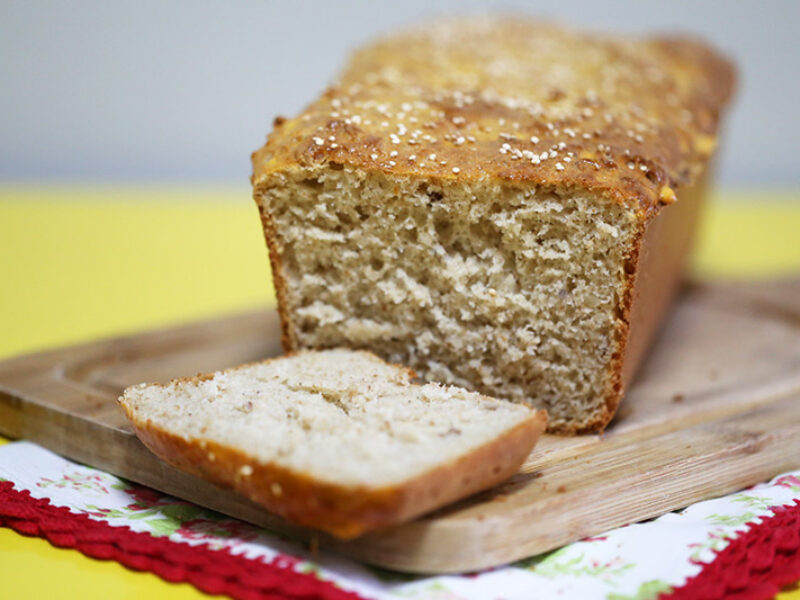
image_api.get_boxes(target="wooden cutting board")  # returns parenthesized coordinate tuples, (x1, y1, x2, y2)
(1, 279, 799, 574)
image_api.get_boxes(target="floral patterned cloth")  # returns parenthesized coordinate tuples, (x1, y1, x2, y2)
(2, 441, 799, 600)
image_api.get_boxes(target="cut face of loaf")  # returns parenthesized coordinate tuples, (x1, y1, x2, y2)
(260, 173, 637, 432)
(118, 349, 546, 539)
(251, 18, 735, 433)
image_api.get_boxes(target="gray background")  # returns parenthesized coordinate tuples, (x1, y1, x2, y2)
(1, 0, 798, 186)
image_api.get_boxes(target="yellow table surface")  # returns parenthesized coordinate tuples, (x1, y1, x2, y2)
(1, 184, 799, 599)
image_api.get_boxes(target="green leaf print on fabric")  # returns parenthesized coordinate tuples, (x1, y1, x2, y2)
(83, 504, 182, 536)
(391, 581, 466, 599)
(84, 505, 159, 520)
(775, 474, 800, 493)
(83, 498, 226, 538)
(37, 471, 111, 495)
(731, 494, 777, 511)
(158, 503, 205, 523)
(146, 517, 183, 537)
(87, 481, 267, 543)
(297, 562, 323, 577)
(705, 511, 759, 528)
(704, 492, 781, 528)
(607, 579, 672, 600)
(687, 529, 737, 563)
(521, 546, 635, 581)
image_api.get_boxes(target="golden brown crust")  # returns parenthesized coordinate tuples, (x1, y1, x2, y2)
(556, 170, 710, 434)
(252, 17, 734, 215)
(570, 217, 645, 434)
(254, 195, 296, 352)
(123, 411, 545, 539)
(618, 172, 709, 392)
(118, 361, 547, 538)
(550, 170, 710, 434)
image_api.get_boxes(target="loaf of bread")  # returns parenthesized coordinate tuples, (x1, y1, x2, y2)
(251, 18, 735, 433)
(118, 349, 546, 538)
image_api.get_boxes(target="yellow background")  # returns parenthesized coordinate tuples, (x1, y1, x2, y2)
(0, 185, 799, 598)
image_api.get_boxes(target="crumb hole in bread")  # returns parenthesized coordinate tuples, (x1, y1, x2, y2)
(355, 204, 369, 221)
(330, 207, 349, 223)
(299, 178, 323, 192)
(434, 217, 452, 238)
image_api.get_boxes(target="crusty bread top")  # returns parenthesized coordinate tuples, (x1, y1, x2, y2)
(252, 17, 734, 215)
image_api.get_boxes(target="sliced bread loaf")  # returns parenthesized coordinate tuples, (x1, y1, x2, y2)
(251, 18, 735, 433)
(118, 349, 546, 539)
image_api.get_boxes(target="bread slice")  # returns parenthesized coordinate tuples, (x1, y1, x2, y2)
(251, 17, 735, 433)
(118, 349, 546, 539)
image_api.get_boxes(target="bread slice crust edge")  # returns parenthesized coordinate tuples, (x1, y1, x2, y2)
(118, 355, 547, 539)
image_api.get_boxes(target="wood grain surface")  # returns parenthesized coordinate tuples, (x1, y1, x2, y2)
(1, 279, 799, 574)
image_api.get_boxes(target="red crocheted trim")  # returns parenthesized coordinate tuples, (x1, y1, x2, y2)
(661, 499, 800, 600)
(4, 478, 798, 600)
(0, 481, 368, 600)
